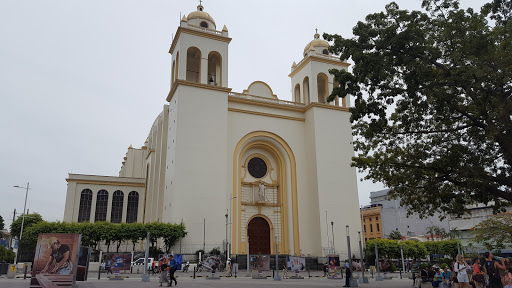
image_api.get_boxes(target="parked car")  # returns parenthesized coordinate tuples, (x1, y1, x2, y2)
(131, 257, 154, 271)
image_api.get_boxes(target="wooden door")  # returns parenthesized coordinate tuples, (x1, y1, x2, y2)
(248, 217, 270, 254)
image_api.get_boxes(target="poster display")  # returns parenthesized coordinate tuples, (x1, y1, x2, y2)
(327, 254, 342, 278)
(31, 233, 81, 287)
(104, 253, 132, 271)
(251, 255, 270, 271)
(287, 256, 306, 271)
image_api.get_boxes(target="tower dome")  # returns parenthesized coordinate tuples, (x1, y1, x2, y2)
(187, 4, 216, 29)
(303, 31, 330, 57)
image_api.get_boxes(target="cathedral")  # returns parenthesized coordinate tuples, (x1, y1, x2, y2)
(63, 3, 361, 258)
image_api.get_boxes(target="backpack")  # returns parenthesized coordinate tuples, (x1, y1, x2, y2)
(485, 260, 501, 281)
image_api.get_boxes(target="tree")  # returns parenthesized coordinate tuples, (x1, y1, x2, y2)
(324, 0, 512, 217)
(471, 212, 512, 251)
(388, 230, 403, 240)
(0, 215, 4, 238)
(10, 213, 43, 239)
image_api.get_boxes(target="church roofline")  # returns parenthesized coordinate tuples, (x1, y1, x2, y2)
(169, 26, 231, 55)
(288, 55, 350, 78)
(167, 79, 232, 102)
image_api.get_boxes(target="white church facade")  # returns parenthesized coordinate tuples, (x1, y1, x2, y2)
(63, 4, 361, 258)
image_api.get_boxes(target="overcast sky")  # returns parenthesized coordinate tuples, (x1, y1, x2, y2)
(0, 0, 488, 228)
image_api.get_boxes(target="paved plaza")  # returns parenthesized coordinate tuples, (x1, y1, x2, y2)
(0, 272, 415, 288)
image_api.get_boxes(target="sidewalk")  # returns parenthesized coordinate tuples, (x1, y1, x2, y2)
(0, 273, 416, 288)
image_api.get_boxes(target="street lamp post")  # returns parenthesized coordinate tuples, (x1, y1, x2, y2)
(225, 212, 229, 260)
(13, 182, 30, 263)
(331, 221, 335, 254)
(358, 231, 368, 283)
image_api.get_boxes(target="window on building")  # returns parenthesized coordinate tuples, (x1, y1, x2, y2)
(95, 190, 108, 222)
(364, 225, 366, 232)
(323, 49, 329, 55)
(377, 223, 380, 232)
(369, 217, 372, 222)
(77, 189, 92, 222)
(200, 21, 208, 28)
(126, 191, 139, 223)
(376, 216, 379, 221)
(370, 224, 373, 233)
(111, 190, 124, 223)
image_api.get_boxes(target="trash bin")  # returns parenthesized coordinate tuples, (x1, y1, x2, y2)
(7, 264, 17, 279)
(0, 263, 8, 275)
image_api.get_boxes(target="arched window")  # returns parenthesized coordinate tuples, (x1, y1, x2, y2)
(94, 190, 108, 222)
(171, 60, 175, 87)
(317, 73, 329, 104)
(77, 189, 92, 222)
(208, 51, 222, 86)
(176, 51, 179, 82)
(200, 21, 208, 28)
(323, 49, 329, 55)
(294, 84, 301, 103)
(111, 190, 124, 223)
(186, 47, 201, 83)
(126, 191, 139, 223)
(334, 80, 341, 106)
(303, 77, 310, 104)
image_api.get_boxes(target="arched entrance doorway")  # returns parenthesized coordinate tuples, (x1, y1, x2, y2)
(247, 217, 270, 254)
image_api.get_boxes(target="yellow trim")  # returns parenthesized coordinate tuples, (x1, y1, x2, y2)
(66, 180, 145, 187)
(305, 102, 349, 112)
(228, 96, 350, 113)
(237, 141, 287, 255)
(288, 55, 350, 78)
(233, 131, 300, 256)
(228, 108, 305, 122)
(243, 81, 278, 99)
(169, 26, 232, 55)
(167, 79, 232, 102)
(145, 149, 156, 160)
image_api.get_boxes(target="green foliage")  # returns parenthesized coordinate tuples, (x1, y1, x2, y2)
(390, 263, 397, 272)
(388, 230, 403, 240)
(0, 245, 16, 263)
(21, 221, 188, 255)
(366, 239, 460, 261)
(471, 212, 512, 251)
(0, 215, 4, 231)
(209, 247, 221, 255)
(10, 213, 43, 239)
(324, 0, 512, 217)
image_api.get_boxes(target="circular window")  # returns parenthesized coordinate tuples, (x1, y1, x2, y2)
(323, 49, 329, 55)
(248, 157, 267, 178)
(200, 21, 209, 28)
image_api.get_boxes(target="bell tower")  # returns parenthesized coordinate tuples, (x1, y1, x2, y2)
(289, 31, 350, 107)
(169, 3, 230, 90)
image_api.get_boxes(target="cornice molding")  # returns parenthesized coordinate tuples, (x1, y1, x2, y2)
(169, 26, 232, 55)
(288, 55, 350, 78)
(228, 107, 305, 122)
(167, 80, 232, 102)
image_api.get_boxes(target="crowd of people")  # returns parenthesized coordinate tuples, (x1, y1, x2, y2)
(412, 253, 512, 288)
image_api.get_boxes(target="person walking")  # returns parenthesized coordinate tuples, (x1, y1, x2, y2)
(412, 259, 420, 287)
(168, 255, 178, 287)
(343, 260, 351, 287)
(472, 258, 485, 288)
(454, 254, 471, 288)
(484, 252, 506, 288)
(159, 258, 168, 287)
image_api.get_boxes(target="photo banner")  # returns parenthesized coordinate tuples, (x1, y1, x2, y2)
(251, 255, 270, 271)
(287, 256, 306, 271)
(104, 253, 132, 271)
(327, 254, 342, 278)
(31, 233, 81, 287)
